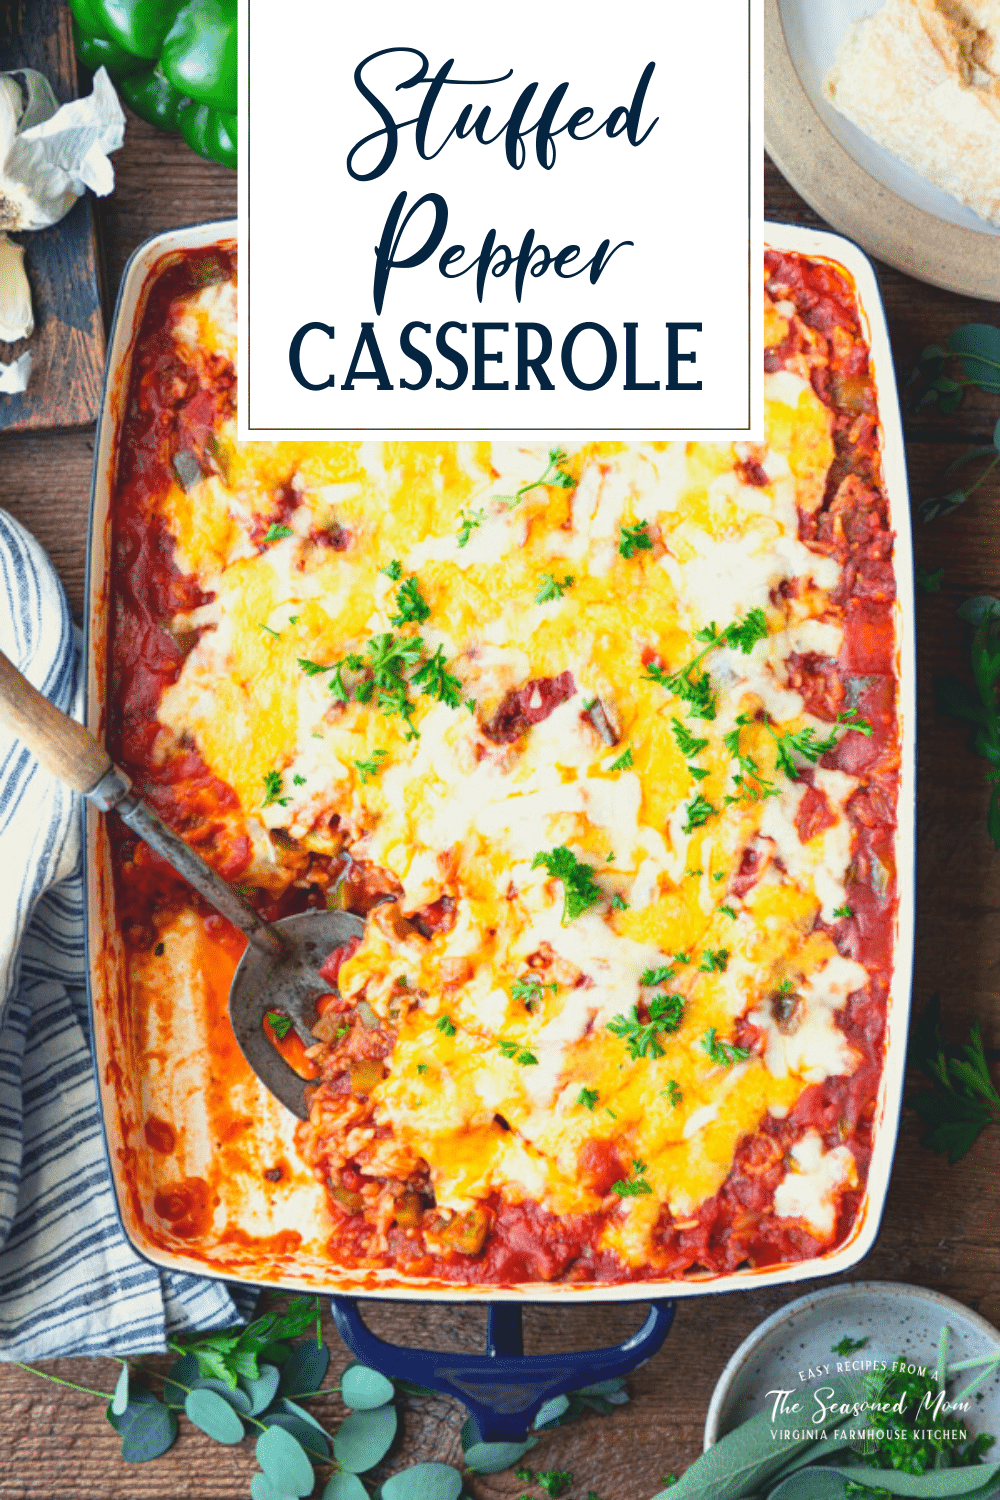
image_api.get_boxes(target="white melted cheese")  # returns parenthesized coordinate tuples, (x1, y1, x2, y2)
(749, 953, 868, 1083)
(773, 1129, 858, 1239)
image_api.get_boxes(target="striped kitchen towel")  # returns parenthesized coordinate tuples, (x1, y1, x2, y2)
(0, 510, 253, 1358)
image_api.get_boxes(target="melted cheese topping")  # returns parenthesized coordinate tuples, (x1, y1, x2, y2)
(152, 277, 876, 1267)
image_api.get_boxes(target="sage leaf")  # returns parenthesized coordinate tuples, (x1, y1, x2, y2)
(163, 1353, 200, 1408)
(120, 1399, 178, 1463)
(322, 1476, 371, 1500)
(341, 1362, 396, 1411)
(185, 1387, 246, 1445)
(192, 1377, 252, 1414)
(263, 1411, 331, 1460)
(112, 1364, 130, 1416)
(250, 1471, 299, 1500)
(460, 1415, 532, 1473)
(768, 1462, 1000, 1499)
(241, 1363, 282, 1415)
(279, 1339, 330, 1398)
(381, 1462, 463, 1500)
(334, 1404, 398, 1472)
(256, 1424, 315, 1497)
(533, 1394, 571, 1428)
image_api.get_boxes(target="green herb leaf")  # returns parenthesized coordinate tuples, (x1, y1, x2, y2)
(671, 718, 709, 757)
(381, 1463, 463, 1500)
(266, 1011, 293, 1040)
(112, 1363, 130, 1417)
(263, 524, 294, 544)
(256, 1423, 315, 1496)
(240, 1364, 281, 1416)
(609, 745, 634, 771)
(412, 645, 463, 708)
(536, 1469, 574, 1496)
(334, 1405, 398, 1473)
(498, 1039, 540, 1066)
(355, 749, 388, 784)
(460, 1416, 534, 1473)
(577, 1087, 599, 1110)
(700, 1027, 748, 1066)
(908, 994, 1000, 1161)
(683, 793, 718, 834)
(389, 575, 431, 626)
(531, 845, 604, 923)
(832, 1335, 868, 1355)
(833, 904, 853, 920)
(619, 520, 653, 558)
(436, 1015, 457, 1036)
(641, 966, 676, 986)
(279, 1341, 329, 1399)
(916, 565, 945, 595)
(607, 995, 684, 1060)
(185, 1387, 245, 1444)
(662, 1080, 683, 1106)
(457, 507, 485, 547)
(535, 572, 575, 603)
(340, 1362, 396, 1412)
(511, 976, 558, 1009)
(120, 1399, 179, 1463)
(381, 559, 403, 580)
(494, 449, 575, 511)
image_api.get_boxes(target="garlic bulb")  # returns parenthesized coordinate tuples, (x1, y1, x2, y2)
(0, 232, 32, 341)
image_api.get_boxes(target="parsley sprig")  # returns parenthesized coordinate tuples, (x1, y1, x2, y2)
(411, 645, 463, 708)
(645, 608, 769, 722)
(619, 520, 653, 558)
(389, 574, 430, 626)
(724, 713, 779, 804)
(766, 708, 872, 776)
(262, 770, 290, 808)
(511, 976, 558, 1009)
(531, 846, 604, 923)
(612, 1160, 653, 1197)
(682, 792, 717, 834)
(700, 1027, 748, 1066)
(607, 994, 684, 1060)
(908, 993, 1000, 1162)
(498, 1039, 539, 1066)
(456, 507, 485, 547)
(535, 572, 575, 603)
(494, 448, 575, 511)
(355, 748, 388, 784)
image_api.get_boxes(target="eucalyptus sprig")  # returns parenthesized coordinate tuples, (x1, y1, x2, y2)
(15, 1297, 630, 1499)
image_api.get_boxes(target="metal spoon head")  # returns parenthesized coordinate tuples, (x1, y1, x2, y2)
(228, 908, 364, 1120)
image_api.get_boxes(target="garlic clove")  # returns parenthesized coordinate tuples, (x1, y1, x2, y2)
(0, 232, 32, 341)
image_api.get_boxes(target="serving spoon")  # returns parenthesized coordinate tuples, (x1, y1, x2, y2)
(0, 648, 362, 1120)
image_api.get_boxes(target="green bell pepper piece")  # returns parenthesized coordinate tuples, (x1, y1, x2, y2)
(120, 65, 187, 130)
(71, 17, 149, 80)
(163, 0, 236, 115)
(90, 0, 177, 59)
(179, 100, 237, 169)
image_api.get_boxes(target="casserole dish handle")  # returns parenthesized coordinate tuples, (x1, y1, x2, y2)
(330, 1295, 675, 1442)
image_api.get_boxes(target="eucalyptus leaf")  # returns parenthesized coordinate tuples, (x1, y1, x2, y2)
(533, 1394, 571, 1427)
(279, 1399, 332, 1436)
(380, 1462, 463, 1500)
(120, 1400, 179, 1463)
(185, 1387, 246, 1445)
(263, 1412, 331, 1460)
(250, 1474, 299, 1500)
(256, 1423, 315, 1498)
(460, 1414, 532, 1474)
(279, 1340, 330, 1398)
(192, 1377, 252, 1414)
(943, 445, 996, 477)
(241, 1363, 282, 1415)
(163, 1353, 200, 1408)
(948, 323, 1000, 393)
(105, 1387, 161, 1434)
(322, 1475, 370, 1500)
(112, 1364, 130, 1417)
(574, 1378, 627, 1396)
(341, 1361, 396, 1411)
(334, 1404, 398, 1473)
(958, 595, 1000, 628)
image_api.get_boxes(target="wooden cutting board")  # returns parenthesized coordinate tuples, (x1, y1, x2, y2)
(0, 0, 107, 432)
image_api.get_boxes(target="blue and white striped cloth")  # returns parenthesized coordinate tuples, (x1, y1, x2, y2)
(0, 510, 252, 1358)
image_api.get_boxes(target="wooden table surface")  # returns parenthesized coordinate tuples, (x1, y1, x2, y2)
(0, 117, 998, 1500)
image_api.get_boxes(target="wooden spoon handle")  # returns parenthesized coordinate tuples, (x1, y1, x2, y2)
(0, 647, 111, 794)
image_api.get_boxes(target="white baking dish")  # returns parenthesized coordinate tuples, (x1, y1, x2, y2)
(83, 218, 916, 1305)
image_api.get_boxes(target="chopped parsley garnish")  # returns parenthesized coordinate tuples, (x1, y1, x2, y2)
(609, 746, 634, 771)
(262, 523, 293, 543)
(364, 632, 424, 739)
(700, 1028, 748, 1066)
(648, 610, 770, 722)
(662, 1080, 683, 1107)
(718, 904, 737, 919)
(611, 893, 628, 911)
(618, 520, 653, 559)
(699, 948, 729, 973)
(257, 621, 281, 640)
(833, 903, 854, 919)
(495, 447, 574, 510)
(832, 1335, 868, 1355)
(607, 994, 684, 1060)
(673, 952, 690, 965)
(535, 571, 575, 603)
(766, 707, 872, 776)
(389, 574, 430, 626)
(381, 559, 403, 580)
(411, 645, 463, 708)
(498, 1040, 539, 1066)
(288, 614, 299, 624)
(713, 871, 725, 883)
(436, 1015, 457, 1036)
(266, 1011, 293, 1039)
(416, 1063, 428, 1074)
(355, 749, 388, 784)
(531, 846, 603, 924)
(262, 770, 290, 808)
(688, 764, 710, 781)
(298, 656, 334, 677)
(671, 718, 708, 757)
(682, 792, 718, 834)
(778, 977, 795, 993)
(292, 774, 306, 786)
(456, 507, 485, 547)
(724, 713, 779, 804)
(577, 1087, 599, 1110)
(641, 966, 676, 986)
(612, 1161, 652, 1197)
(510, 976, 557, 1009)
(536, 1471, 574, 1499)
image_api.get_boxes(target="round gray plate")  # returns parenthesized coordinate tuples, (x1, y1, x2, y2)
(705, 1279, 1000, 1481)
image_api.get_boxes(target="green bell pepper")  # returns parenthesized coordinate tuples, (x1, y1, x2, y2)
(69, 0, 237, 167)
